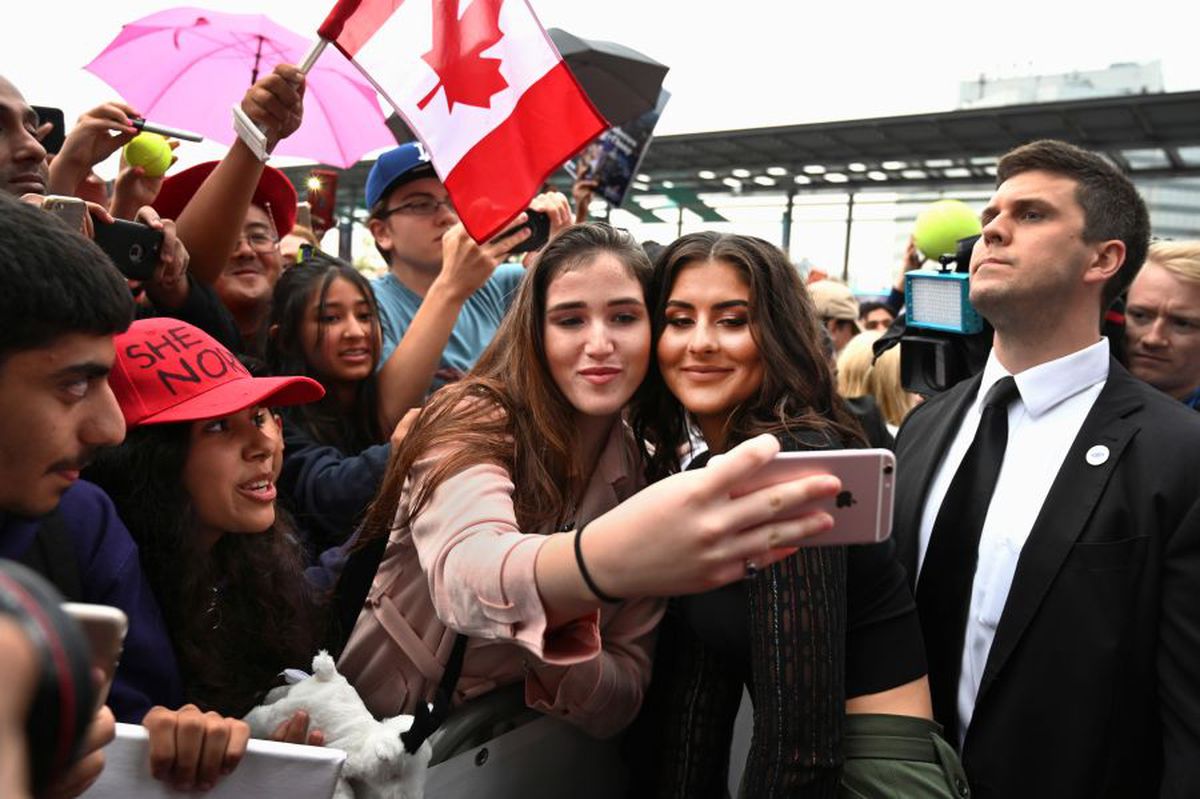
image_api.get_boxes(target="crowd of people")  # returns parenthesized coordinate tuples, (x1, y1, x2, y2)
(1, 58, 1198, 799)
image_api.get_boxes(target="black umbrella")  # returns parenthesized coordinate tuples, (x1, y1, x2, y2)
(548, 28, 668, 128)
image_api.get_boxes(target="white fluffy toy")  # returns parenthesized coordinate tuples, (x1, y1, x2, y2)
(244, 651, 430, 799)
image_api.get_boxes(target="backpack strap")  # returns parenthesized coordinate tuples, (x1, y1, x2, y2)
(401, 633, 469, 754)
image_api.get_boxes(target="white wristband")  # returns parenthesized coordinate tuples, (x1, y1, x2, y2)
(232, 106, 270, 163)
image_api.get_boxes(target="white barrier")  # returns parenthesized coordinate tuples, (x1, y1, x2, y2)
(83, 722, 346, 798)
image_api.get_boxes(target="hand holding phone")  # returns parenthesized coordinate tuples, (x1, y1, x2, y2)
(730, 449, 896, 546)
(31, 105, 65, 154)
(61, 603, 128, 713)
(493, 208, 550, 254)
(42, 195, 88, 234)
(93, 218, 164, 281)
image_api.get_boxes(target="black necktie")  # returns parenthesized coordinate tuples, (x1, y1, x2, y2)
(917, 375, 1020, 743)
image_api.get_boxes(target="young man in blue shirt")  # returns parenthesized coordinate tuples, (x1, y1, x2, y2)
(365, 142, 570, 425)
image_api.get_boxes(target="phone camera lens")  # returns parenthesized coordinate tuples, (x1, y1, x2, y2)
(883, 464, 894, 475)
(129, 244, 144, 263)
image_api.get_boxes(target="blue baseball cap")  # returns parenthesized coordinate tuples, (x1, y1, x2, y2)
(365, 142, 437, 210)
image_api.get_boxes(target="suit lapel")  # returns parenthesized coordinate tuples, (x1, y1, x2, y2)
(894, 374, 982, 583)
(975, 361, 1145, 702)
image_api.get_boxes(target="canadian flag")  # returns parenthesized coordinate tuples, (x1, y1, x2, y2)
(318, 0, 607, 241)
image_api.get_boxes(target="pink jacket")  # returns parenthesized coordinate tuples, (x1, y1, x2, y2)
(337, 423, 664, 738)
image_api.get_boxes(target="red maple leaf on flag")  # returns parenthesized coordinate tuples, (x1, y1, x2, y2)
(417, 0, 509, 112)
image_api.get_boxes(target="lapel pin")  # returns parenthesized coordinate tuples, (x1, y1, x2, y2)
(1085, 445, 1110, 466)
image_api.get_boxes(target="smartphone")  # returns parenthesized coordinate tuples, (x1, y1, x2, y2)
(730, 449, 896, 546)
(295, 201, 313, 230)
(31, 105, 65, 154)
(42, 195, 87, 233)
(495, 208, 550, 254)
(61, 603, 128, 712)
(93, 218, 164, 281)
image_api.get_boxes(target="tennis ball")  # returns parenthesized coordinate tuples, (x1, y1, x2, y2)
(913, 199, 982, 261)
(123, 132, 173, 179)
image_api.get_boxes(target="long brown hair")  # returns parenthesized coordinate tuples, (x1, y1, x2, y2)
(633, 232, 864, 478)
(360, 223, 654, 542)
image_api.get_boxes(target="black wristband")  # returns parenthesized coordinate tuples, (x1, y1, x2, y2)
(573, 524, 621, 604)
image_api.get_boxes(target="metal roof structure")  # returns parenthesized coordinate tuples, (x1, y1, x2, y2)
(281, 89, 1200, 225)
(635, 89, 1200, 198)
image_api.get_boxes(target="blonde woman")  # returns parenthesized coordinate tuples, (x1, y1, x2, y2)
(838, 331, 917, 435)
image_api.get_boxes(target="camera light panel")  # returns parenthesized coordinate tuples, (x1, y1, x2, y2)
(905, 272, 984, 334)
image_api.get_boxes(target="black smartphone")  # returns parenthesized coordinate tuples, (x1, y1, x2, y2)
(495, 209, 550, 254)
(30, 106, 65, 155)
(93, 219, 164, 281)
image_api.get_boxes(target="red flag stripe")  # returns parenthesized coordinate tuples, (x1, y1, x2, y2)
(443, 61, 606, 242)
(318, 0, 404, 58)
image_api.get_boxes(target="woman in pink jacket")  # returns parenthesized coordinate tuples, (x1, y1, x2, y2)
(339, 224, 843, 737)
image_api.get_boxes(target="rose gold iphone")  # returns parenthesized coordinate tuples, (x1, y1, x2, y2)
(62, 603, 128, 711)
(730, 449, 896, 546)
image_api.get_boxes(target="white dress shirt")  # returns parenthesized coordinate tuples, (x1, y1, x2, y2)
(916, 338, 1110, 744)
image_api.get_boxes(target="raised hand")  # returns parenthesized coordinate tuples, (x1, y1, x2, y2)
(47, 102, 140, 195)
(241, 64, 306, 150)
(436, 220, 530, 302)
(110, 139, 179, 220)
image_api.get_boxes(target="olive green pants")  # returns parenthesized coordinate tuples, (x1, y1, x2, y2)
(839, 714, 971, 799)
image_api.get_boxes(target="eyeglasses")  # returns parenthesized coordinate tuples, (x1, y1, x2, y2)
(235, 232, 280, 254)
(377, 197, 455, 219)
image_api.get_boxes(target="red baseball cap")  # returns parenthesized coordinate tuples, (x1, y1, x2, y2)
(110, 318, 324, 428)
(151, 161, 298, 236)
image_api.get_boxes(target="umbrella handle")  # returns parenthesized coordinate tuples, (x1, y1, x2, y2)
(298, 39, 329, 75)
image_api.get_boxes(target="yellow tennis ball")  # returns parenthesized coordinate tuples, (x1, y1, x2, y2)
(123, 133, 173, 179)
(913, 199, 982, 261)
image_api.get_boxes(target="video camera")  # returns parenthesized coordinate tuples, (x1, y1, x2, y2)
(0, 560, 95, 795)
(875, 234, 994, 396)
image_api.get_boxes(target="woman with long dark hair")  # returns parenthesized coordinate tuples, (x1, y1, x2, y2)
(338, 224, 841, 742)
(87, 318, 329, 790)
(629, 232, 964, 797)
(265, 253, 397, 554)
(267, 254, 385, 453)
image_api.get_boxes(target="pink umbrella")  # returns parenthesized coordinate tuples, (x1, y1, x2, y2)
(85, 6, 394, 168)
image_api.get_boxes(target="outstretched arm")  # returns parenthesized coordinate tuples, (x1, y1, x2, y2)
(173, 65, 304, 285)
(534, 434, 841, 626)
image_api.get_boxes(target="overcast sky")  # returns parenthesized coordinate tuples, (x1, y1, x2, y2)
(8, 0, 1200, 165)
